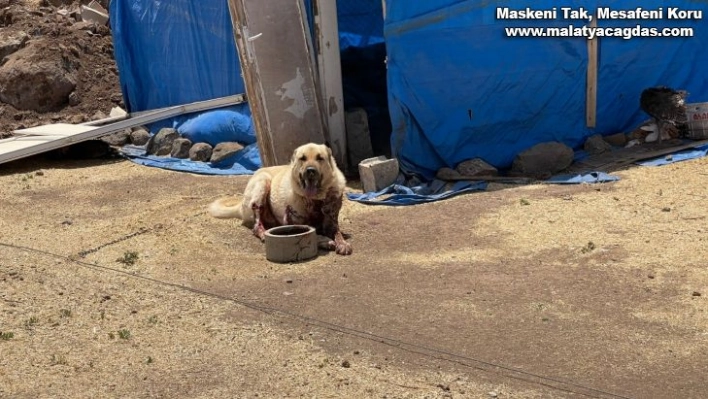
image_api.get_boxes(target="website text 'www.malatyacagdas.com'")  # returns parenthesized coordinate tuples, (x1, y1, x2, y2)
(505, 25, 694, 40)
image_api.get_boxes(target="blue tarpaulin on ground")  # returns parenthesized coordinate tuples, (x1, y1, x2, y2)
(346, 172, 620, 205)
(637, 143, 708, 166)
(384, 0, 708, 181)
(119, 144, 259, 175)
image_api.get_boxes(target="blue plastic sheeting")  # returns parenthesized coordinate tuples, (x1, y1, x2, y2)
(347, 171, 620, 205)
(119, 144, 260, 176)
(637, 143, 708, 166)
(109, 0, 261, 174)
(347, 180, 488, 206)
(336, 0, 385, 50)
(545, 172, 619, 185)
(385, 0, 708, 180)
(109, 0, 245, 114)
(109, 0, 386, 175)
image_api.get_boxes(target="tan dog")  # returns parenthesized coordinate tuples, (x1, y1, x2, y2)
(209, 143, 352, 255)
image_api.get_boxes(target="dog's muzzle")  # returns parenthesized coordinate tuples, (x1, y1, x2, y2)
(304, 166, 318, 180)
(301, 166, 321, 197)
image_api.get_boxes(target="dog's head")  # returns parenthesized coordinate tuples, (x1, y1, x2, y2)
(290, 143, 336, 199)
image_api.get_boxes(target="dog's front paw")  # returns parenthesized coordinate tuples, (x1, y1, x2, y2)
(335, 241, 353, 255)
(318, 239, 336, 251)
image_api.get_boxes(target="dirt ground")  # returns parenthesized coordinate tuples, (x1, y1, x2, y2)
(1, 150, 707, 398)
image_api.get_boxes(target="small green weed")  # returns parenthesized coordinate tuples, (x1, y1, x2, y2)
(60, 309, 72, 318)
(25, 316, 39, 328)
(520, 198, 530, 206)
(0, 332, 14, 341)
(51, 354, 68, 365)
(117, 251, 139, 266)
(118, 329, 131, 340)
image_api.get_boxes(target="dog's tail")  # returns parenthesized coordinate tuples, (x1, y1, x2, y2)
(208, 197, 243, 219)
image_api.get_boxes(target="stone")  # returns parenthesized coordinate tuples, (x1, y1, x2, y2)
(603, 132, 628, 147)
(436, 167, 462, 180)
(146, 128, 179, 156)
(100, 129, 131, 146)
(511, 142, 574, 177)
(210, 142, 244, 163)
(0, 41, 78, 112)
(189, 143, 213, 162)
(0, 30, 29, 61)
(129, 129, 150, 146)
(91, 110, 106, 121)
(69, 114, 86, 124)
(583, 134, 613, 155)
(455, 158, 498, 177)
(68, 91, 81, 106)
(170, 138, 192, 159)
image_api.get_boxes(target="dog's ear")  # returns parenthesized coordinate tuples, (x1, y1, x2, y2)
(325, 145, 335, 168)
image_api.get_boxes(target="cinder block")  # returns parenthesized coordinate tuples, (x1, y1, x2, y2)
(358, 156, 399, 193)
(345, 108, 375, 172)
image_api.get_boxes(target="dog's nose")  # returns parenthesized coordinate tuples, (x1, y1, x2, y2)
(304, 166, 318, 179)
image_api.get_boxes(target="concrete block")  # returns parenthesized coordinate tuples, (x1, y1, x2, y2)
(359, 155, 399, 193)
(345, 108, 374, 172)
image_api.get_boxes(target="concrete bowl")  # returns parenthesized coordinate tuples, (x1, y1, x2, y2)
(264, 225, 317, 263)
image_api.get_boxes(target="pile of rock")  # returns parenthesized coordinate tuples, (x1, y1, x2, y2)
(436, 141, 576, 181)
(140, 127, 245, 164)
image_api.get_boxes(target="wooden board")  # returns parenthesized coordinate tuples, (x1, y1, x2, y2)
(567, 139, 708, 174)
(586, 18, 598, 128)
(313, 0, 348, 171)
(0, 94, 246, 165)
(228, 0, 327, 167)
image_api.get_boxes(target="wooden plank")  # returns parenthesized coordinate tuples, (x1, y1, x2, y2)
(586, 18, 598, 128)
(227, 0, 327, 167)
(1, 94, 246, 165)
(313, 0, 348, 171)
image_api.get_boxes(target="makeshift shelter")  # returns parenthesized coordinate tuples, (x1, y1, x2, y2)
(108, 0, 708, 182)
(385, 0, 708, 180)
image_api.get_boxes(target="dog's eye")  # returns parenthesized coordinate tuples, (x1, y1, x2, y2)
(299, 155, 307, 161)
(316, 155, 324, 161)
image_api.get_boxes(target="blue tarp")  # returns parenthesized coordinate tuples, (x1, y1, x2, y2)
(109, 0, 388, 176)
(109, 1, 708, 205)
(346, 172, 620, 205)
(385, 0, 708, 180)
(637, 143, 708, 166)
(119, 144, 259, 175)
(109, 0, 261, 174)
